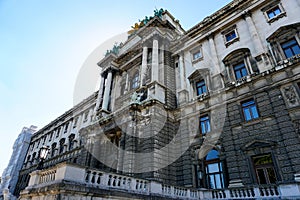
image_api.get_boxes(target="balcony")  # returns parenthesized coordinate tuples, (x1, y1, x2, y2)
(20, 163, 300, 199)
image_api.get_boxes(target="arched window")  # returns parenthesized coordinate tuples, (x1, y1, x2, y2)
(131, 71, 139, 89)
(205, 150, 225, 189)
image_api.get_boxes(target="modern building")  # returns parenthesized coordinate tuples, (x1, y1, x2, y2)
(16, 0, 300, 199)
(0, 126, 36, 200)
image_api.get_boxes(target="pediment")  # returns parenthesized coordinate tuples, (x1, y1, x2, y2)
(243, 140, 275, 151)
(188, 68, 210, 81)
(266, 22, 300, 42)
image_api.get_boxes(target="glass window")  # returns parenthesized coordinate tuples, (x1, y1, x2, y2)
(252, 154, 277, 184)
(266, 6, 282, 19)
(131, 72, 139, 89)
(225, 30, 237, 42)
(200, 115, 211, 135)
(196, 80, 207, 96)
(242, 99, 259, 121)
(205, 150, 225, 189)
(233, 62, 248, 80)
(281, 38, 300, 59)
(193, 50, 202, 60)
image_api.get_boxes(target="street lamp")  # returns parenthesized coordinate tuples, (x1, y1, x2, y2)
(37, 146, 49, 170)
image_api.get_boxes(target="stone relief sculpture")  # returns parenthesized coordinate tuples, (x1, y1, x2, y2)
(281, 85, 300, 107)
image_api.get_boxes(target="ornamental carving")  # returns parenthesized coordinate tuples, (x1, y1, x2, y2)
(281, 85, 300, 107)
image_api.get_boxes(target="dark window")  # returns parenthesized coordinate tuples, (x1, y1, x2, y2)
(233, 62, 248, 79)
(242, 99, 259, 121)
(56, 128, 60, 138)
(59, 139, 65, 154)
(196, 80, 207, 96)
(200, 115, 211, 135)
(252, 154, 277, 184)
(266, 6, 282, 19)
(131, 72, 139, 89)
(51, 143, 57, 157)
(281, 38, 300, 59)
(69, 134, 75, 151)
(225, 30, 237, 42)
(205, 150, 225, 189)
(64, 123, 69, 133)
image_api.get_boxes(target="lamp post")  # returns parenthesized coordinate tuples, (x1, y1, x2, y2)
(37, 146, 49, 170)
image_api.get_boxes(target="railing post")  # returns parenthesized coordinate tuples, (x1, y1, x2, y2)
(27, 170, 41, 187)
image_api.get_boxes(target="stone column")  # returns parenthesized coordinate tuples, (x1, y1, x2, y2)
(152, 37, 159, 82)
(208, 35, 221, 74)
(102, 69, 113, 111)
(94, 75, 105, 113)
(179, 55, 186, 89)
(140, 46, 148, 86)
(244, 12, 264, 55)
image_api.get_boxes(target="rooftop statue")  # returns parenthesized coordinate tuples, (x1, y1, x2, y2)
(127, 8, 165, 36)
(105, 42, 123, 57)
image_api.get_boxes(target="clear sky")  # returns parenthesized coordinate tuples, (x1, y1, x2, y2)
(0, 0, 232, 175)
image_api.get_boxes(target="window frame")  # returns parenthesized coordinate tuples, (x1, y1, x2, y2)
(191, 46, 203, 63)
(280, 37, 300, 59)
(233, 62, 248, 80)
(204, 150, 225, 189)
(262, 3, 286, 24)
(131, 71, 140, 89)
(196, 80, 207, 96)
(241, 98, 260, 121)
(222, 26, 239, 47)
(199, 115, 211, 135)
(252, 154, 277, 184)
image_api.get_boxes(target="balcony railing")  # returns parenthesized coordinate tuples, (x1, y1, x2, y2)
(23, 163, 300, 199)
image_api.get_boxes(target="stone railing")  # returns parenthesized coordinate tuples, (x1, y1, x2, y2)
(208, 185, 279, 199)
(24, 163, 300, 199)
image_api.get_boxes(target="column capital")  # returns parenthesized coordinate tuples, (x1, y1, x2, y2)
(242, 10, 252, 19)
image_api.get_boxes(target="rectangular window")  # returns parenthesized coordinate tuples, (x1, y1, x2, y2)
(233, 62, 248, 80)
(196, 80, 207, 96)
(56, 128, 60, 138)
(193, 50, 202, 61)
(242, 99, 259, 121)
(266, 5, 282, 19)
(281, 38, 300, 59)
(200, 115, 211, 135)
(64, 123, 69, 133)
(252, 154, 277, 184)
(225, 30, 237, 42)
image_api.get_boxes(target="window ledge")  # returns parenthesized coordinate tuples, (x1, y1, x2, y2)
(277, 54, 300, 67)
(196, 92, 209, 101)
(192, 57, 203, 64)
(225, 37, 239, 47)
(242, 118, 262, 126)
(267, 12, 286, 24)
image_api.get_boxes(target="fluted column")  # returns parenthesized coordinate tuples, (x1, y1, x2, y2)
(140, 46, 148, 86)
(151, 38, 159, 82)
(94, 75, 105, 113)
(244, 12, 264, 55)
(102, 69, 113, 111)
(208, 35, 221, 74)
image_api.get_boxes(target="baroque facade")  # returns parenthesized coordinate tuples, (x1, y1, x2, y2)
(16, 0, 300, 199)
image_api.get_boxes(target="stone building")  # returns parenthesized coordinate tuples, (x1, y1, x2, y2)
(16, 0, 300, 199)
(0, 126, 36, 200)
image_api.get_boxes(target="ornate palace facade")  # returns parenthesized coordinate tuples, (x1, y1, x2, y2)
(14, 0, 300, 199)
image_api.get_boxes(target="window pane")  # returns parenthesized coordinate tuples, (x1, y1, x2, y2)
(267, 167, 277, 184)
(207, 120, 211, 132)
(201, 122, 207, 134)
(215, 174, 222, 189)
(285, 49, 293, 58)
(250, 106, 259, 119)
(274, 7, 281, 15)
(257, 168, 267, 184)
(244, 108, 251, 120)
(292, 45, 300, 55)
(208, 163, 219, 173)
(209, 175, 216, 189)
(206, 150, 219, 160)
(242, 68, 248, 77)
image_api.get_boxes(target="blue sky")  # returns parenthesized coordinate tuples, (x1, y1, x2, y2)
(0, 0, 232, 175)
